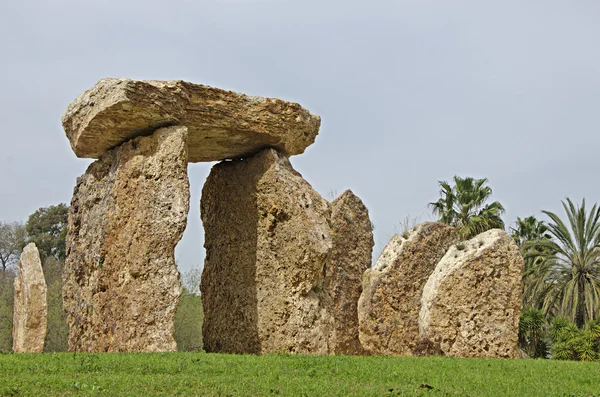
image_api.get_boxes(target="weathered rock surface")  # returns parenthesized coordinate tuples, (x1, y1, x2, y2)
(12, 243, 47, 353)
(358, 223, 457, 355)
(62, 78, 321, 162)
(419, 229, 523, 358)
(201, 148, 333, 354)
(325, 190, 374, 355)
(63, 125, 189, 352)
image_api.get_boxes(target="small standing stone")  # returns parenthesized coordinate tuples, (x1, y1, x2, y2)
(13, 243, 47, 353)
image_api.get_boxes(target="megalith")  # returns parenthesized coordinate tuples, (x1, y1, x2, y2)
(419, 229, 523, 358)
(326, 190, 374, 355)
(201, 148, 334, 354)
(12, 243, 47, 353)
(357, 222, 457, 355)
(62, 78, 321, 162)
(63, 125, 189, 352)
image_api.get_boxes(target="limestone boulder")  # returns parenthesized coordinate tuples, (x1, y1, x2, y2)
(201, 148, 333, 354)
(419, 229, 523, 358)
(358, 222, 457, 355)
(62, 78, 321, 162)
(63, 125, 189, 352)
(325, 190, 374, 355)
(12, 243, 47, 353)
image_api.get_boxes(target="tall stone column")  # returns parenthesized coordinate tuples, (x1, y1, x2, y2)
(326, 191, 374, 355)
(201, 149, 334, 354)
(63, 126, 189, 352)
(201, 149, 374, 355)
(13, 243, 47, 353)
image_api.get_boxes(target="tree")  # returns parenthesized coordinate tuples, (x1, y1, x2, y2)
(529, 198, 600, 328)
(174, 267, 203, 352)
(25, 204, 68, 261)
(518, 306, 548, 358)
(0, 269, 16, 351)
(511, 216, 556, 309)
(511, 216, 552, 247)
(428, 176, 505, 239)
(0, 222, 26, 273)
(549, 317, 600, 361)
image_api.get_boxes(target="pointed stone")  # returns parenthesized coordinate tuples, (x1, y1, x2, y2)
(326, 190, 374, 355)
(12, 243, 47, 353)
(358, 222, 457, 355)
(63, 125, 189, 352)
(419, 229, 523, 358)
(62, 78, 321, 162)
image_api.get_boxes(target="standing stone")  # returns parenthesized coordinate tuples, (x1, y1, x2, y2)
(201, 148, 334, 354)
(325, 190, 374, 355)
(63, 125, 189, 352)
(358, 223, 457, 355)
(62, 78, 321, 162)
(419, 229, 523, 358)
(12, 243, 47, 353)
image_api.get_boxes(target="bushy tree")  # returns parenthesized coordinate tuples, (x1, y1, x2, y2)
(0, 269, 16, 352)
(429, 176, 505, 239)
(518, 306, 548, 358)
(174, 267, 203, 352)
(0, 222, 26, 273)
(25, 204, 68, 261)
(549, 317, 600, 361)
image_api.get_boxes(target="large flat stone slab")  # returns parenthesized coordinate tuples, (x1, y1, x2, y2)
(62, 78, 321, 162)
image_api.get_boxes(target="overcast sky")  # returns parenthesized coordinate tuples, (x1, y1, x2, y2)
(1, 0, 599, 273)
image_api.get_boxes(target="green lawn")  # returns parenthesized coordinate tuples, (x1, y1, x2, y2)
(0, 352, 599, 396)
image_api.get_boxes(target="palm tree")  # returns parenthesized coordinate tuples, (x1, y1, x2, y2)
(511, 216, 551, 247)
(429, 176, 505, 239)
(511, 216, 555, 308)
(529, 198, 600, 328)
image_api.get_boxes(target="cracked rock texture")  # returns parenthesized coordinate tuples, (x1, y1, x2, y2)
(326, 190, 374, 355)
(358, 223, 457, 355)
(419, 229, 523, 358)
(12, 243, 47, 353)
(63, 126, 189, 352)
(62, 78, 321, 162)
(201, 148, 333, 354)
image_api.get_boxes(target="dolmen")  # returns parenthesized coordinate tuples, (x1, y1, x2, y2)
(62, 78, 373, 353)
(62, 78, 524, 356)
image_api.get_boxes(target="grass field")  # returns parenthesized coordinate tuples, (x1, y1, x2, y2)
(1, 352, 599, 396)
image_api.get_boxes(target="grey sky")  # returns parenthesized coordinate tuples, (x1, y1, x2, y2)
(1, 0, 599, 272)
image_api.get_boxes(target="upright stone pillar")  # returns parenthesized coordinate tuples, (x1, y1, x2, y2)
(13, 243, 47, 353)
(326, 190, 374, 355)
(201, 148, 334, 354)
(63, 126, 189, 352)
(419, 229, 523, 358)
(358, 223, 457, 355)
